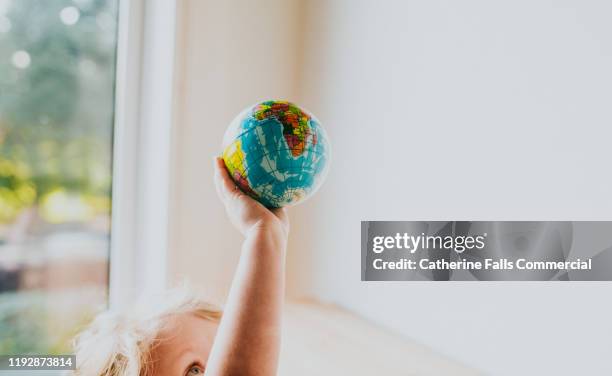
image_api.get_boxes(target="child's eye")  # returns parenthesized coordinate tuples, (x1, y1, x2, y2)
(187, 365, 204, 375)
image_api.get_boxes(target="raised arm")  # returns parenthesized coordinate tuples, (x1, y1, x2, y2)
(205, 157, 289, 376)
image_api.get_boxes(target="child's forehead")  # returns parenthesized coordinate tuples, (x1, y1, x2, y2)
(147, 313, 218, 375)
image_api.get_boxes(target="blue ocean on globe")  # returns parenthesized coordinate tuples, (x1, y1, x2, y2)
(222, 100, 330, 208)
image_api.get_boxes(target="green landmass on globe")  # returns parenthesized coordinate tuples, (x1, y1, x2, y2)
(222, 100, 330, 208)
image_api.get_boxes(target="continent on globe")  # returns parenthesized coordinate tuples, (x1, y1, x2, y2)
(222, 100, 330, 208)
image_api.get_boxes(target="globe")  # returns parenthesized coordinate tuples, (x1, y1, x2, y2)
(222, 100, 331, 208)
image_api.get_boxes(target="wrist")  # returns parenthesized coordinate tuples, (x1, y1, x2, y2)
(252, 213, 288, 237)
(246, 219, 288, 250)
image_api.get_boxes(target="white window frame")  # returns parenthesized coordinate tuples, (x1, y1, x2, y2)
(109, 0, 178, 309)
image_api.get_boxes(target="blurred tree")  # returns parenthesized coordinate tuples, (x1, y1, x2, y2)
(0, 0, 117, 355)
(0, 0, 117, 224)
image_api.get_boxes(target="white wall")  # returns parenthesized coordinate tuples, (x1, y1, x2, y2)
(290, 1, 612, 375)
(170, 0, 612, 374)
(169, 0, 302, 303)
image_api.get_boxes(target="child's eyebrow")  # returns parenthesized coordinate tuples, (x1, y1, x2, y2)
(183, 361, 202, 371)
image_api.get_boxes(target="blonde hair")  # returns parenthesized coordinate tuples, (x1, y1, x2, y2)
(73, 288, 221, 376)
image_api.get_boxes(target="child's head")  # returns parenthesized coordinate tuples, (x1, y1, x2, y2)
(73, 288, 221, 376)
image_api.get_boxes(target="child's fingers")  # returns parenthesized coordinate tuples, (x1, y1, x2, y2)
(213, 157, 229, 201)
(214, 157, 239, 199)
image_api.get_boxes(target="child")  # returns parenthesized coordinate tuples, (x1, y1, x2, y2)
(74, 157, 290, 375)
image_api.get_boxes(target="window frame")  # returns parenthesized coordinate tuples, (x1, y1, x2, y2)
(109, 0, 178, 309)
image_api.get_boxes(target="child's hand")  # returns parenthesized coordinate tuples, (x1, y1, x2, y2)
(213, 157, 289, 238)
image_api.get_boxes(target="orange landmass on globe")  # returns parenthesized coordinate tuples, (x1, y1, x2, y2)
(252, 100, 312, 157)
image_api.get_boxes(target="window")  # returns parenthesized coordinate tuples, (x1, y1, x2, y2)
(0, 0, 118, 354)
